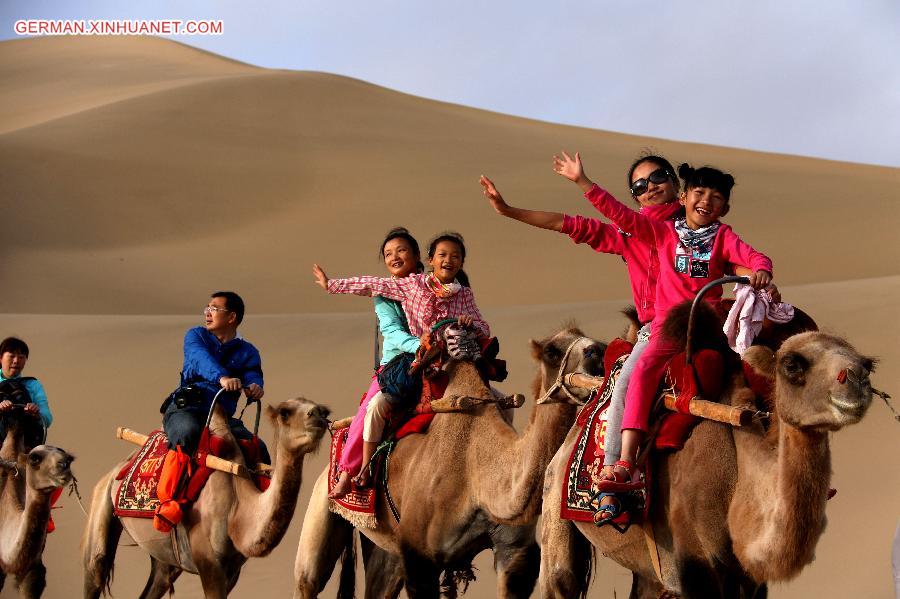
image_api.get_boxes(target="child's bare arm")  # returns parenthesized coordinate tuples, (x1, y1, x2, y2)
(553, 151, 595, 193)
(480, 175, 564, 231)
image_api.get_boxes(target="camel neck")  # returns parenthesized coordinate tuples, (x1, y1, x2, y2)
(0, 483, 51, 572)
(228, 443, 306, 558)
(473, 395, 577, 524)
(731, 415, 831, 582)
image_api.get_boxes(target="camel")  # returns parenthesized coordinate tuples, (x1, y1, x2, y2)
(82, 397, 330, 598)
(0, 414, 75, 599)
(294, 327, 606, 598)
(539, 328, 878, 598)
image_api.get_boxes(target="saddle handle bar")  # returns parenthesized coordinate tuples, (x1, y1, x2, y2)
(204, 387, 262, 437)
(685, 275, 749, 366)
(0, 403, 48, 445)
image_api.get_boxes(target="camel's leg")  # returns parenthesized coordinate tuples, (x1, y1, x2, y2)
(195, 558, 229, 599)
(137, 557, 181, 599)
(293, 469, 354, 598)
(360, 535, 404, 599)
(538, 463, 593, 599)
(15, 558, 47, 599)
(82, 469, 123, 599)
(491, 524, 540, 599)
(628, 572, 668, 599)
(400, 549, 441, 599)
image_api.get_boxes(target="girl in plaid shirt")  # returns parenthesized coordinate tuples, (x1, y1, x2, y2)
(313, 232, 490, 498)
(314, 232, 489, 340)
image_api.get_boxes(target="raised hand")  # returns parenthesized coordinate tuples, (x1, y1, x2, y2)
(312, 264, 329, 290)
(479, 175, 510, 215)
(552, 151, 584, 182)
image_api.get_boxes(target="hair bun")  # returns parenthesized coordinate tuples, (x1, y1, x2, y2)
(386, 226, 410, 236)
(678, 163, 694, 179)
(723, 174, 735, 187)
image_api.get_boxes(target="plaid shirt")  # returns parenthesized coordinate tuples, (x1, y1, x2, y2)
(327, 273, 490, 339)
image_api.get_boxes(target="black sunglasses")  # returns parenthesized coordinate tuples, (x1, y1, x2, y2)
(630, 168, 673, 196)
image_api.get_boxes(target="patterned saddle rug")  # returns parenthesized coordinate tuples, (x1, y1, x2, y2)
(113, 428, 268, 519)
(114, 430, 169, 518)
(328, 373, 448, 529)
(560, 340, 640, 523)
(561, 337, 729, 524)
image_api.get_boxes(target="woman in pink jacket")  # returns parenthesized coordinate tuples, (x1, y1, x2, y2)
(554, 152, 773, 520)
(480, 156, 680, 486)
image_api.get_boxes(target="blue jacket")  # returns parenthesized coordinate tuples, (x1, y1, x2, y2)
(179, 327, 264, 415)
(0, 374, 52, 429)
(374, 297, 420, 365)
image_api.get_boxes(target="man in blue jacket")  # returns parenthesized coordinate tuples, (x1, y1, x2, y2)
(155, 291, 266, 532)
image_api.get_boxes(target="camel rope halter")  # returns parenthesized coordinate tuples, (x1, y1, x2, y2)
(536, 336, 597, 405)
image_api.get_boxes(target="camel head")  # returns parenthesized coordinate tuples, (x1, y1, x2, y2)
(530, 326, 605, 404)
(770, 332, 876, 431)
(22, 445, 75, 493)
(266, 398, 331, 454)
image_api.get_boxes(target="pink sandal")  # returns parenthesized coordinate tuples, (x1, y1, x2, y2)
(594, 460, 645, 493)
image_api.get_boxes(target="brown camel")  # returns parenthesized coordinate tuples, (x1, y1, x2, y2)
(294, 327, 606, 598)
(0, 416, 75, 598)
(82, 397, 330, 598)
(540, 330, 878, 598)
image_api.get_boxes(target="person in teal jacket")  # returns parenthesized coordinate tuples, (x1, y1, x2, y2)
(0, 336, 52, 448)
(329, 227, 424, 498)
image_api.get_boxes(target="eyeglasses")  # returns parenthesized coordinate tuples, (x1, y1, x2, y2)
(630, 168, 673, 196)
(203, 306, 231, 314)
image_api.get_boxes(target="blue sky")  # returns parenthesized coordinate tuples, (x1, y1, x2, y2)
(3, 0, 898, 167)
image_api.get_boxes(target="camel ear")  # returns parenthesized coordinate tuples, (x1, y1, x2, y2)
(743, 345, 776, 379)
(530, 339, 543, 360)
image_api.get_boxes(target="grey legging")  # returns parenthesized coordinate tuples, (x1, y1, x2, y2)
(603, 323, 652, 466)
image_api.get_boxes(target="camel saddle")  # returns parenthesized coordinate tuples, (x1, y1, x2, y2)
(114, 428, 268, 519)
(561, 337, 727, 524)
(329, 336, 507, 528)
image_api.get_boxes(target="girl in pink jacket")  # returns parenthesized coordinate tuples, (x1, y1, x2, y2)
(554, 152, 773, 522)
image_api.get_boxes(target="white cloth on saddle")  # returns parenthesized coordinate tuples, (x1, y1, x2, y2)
(724, 284, 795, 356)
(444, 324, 482, 360)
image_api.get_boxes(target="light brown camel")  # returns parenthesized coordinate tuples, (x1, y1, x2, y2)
(0, 416, 75, 598)
(82, 397, 330, 598)
(540, 330, 878, 598)
(294, 327, 606, 598)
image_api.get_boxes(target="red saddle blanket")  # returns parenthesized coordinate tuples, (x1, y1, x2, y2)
(561, 339, 725, 523)
(328, 374, 445, 529)
(114, 430, 169, 518)
(561, 340, 635, 522)
(113, 429, 267, 519)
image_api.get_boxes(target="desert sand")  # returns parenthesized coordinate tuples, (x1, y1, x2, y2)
(0, 36, 897, 598)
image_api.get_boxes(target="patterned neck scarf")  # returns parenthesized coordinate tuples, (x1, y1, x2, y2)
(426, 273, 462, 298)
(674, 218, 720, 255)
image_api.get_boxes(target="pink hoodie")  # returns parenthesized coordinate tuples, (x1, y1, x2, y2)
(584, 184, 773, 329)
(561, 201, 681, 324)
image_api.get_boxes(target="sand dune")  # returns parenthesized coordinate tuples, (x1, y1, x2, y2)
(0, 36, 898, 598)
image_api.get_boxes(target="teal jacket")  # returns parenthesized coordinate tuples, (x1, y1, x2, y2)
(374, 297, 420, 365)
(0, 373, 52, 429)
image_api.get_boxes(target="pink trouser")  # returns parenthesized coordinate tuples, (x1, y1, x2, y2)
(620, 328, 681, 433)
(338, 375, 381, 475)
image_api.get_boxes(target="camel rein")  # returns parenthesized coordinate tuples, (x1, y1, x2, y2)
(536, 336, 597, 405)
